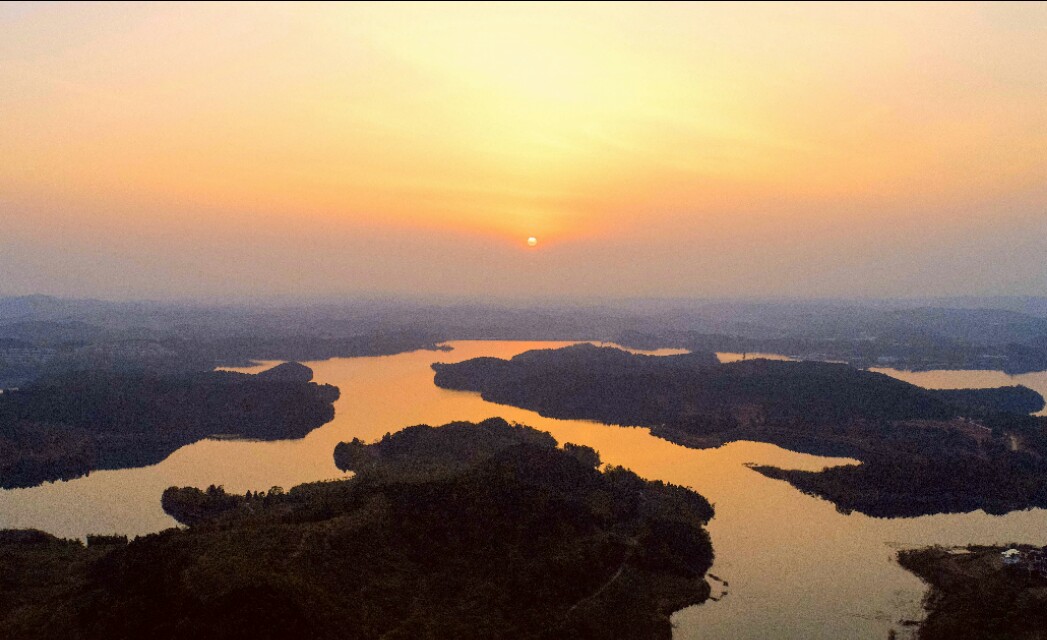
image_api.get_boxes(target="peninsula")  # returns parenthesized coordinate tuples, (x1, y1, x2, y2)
(0, 419, 715, 639)
(433, 344, 1047, 516)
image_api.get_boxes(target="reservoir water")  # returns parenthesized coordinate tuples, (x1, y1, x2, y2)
(1, 341, 1045, 639)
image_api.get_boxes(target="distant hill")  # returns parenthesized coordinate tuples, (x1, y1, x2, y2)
(254, 361, 314, 382)
(6, 295, 1047, 385)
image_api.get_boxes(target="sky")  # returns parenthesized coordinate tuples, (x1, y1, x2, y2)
(1, 1, 1046, 301)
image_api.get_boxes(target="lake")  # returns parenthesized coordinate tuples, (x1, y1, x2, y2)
(1, 341, 1045, 639)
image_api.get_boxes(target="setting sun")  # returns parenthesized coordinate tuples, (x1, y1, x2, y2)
(1, 1, 1045, 301)
(527, 237, 538, 248)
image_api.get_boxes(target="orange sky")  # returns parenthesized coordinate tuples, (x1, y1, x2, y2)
(1, 2, 1045, 300)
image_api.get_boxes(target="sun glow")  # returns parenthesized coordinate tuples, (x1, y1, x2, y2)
(2, 2, 1046, 298)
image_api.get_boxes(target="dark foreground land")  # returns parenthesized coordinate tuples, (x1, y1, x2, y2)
(0, 362, 339, 488)
(434, 344, 1047, 516)
(898, 546, 1047, 640)
(0, 419, 714, 639)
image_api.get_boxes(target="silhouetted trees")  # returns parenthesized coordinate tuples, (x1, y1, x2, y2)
(899, 546, 1047, 639)
(0, 363, 339, 488)
(436, 345, 1047, 516)
(0, 420, 716, 640)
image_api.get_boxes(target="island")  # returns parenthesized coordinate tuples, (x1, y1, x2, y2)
(0, 362, 339, 488)
(0, 419, 715, 639)
(898, 545, 1047, 639)
(433, 344, 1047, 516)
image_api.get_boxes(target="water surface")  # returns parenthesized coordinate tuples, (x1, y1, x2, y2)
(1, 341, 1045, 639)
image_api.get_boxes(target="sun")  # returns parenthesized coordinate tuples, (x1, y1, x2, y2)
(527, 236, 538, 247)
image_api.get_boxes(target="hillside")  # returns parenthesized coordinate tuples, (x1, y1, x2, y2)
(0, 363, 339, 488)
(0, 419, 715, 639)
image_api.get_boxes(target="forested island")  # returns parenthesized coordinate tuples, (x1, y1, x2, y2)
(898, 546, 1047, 639)
(0, 362, 339, 488)
(434, 344, 1047, 516)
(0, 419, 715, 639)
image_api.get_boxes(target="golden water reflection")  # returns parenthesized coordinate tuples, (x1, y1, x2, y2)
(0, 341, 1045, 639)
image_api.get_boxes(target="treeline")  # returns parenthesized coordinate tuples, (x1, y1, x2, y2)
(0, 363, 339, 488)
(0, 419, 715, 639)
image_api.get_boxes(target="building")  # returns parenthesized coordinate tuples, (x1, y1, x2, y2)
(1027, 548, 1047, 579)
